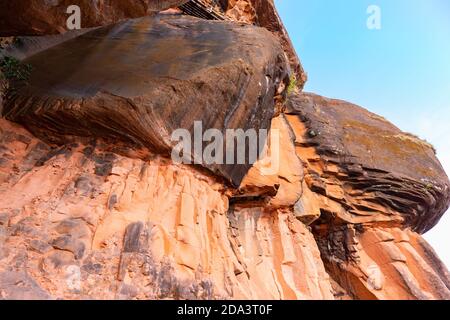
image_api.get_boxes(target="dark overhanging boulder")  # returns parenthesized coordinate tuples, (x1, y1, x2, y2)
(2, 14, 290, 186)
(286, 92, 450, 233)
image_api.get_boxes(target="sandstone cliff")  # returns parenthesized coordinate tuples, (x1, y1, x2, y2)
(0, 0, 448, 300)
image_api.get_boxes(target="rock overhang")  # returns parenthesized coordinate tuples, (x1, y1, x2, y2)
(0, 0, 307, 89)
(286, 92, 450, 233)
(2, 14, 290, 187)
(0, 1, 450, 301)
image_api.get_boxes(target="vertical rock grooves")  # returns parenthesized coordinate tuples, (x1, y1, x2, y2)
(0, 118, 334, 299)
(0, 0, 449, 300)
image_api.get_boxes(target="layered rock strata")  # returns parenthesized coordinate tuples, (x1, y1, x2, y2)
(0, 1, 449, 301)
(2, 15, 289, 186)
(285, 93, 450, 234)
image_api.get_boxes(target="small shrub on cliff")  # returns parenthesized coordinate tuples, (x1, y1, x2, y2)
(287, 74, 298, 96)
(0, 56, 32, 82)
(0, 56, 32, 98)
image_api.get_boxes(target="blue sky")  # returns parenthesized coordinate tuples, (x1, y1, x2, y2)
(275, 0, 450, 266)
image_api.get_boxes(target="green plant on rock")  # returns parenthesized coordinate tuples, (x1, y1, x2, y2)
(0, 56, 32, 82)
(287, 74, 298, 95)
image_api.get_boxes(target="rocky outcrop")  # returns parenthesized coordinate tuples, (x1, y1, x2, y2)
(2, 15, 289, 186)
(192, 0, 306, 87)
(0, 1, 449, 301)
(1, 88, 449, 299)
(0, 0, 190, 36)
(228, 0, 306, 87)
(316, 226, 450, 299)
(284, 92, 450, 299)
(0, 0, 306, 88)
(0, 118, 333, 299)
(285, 93, 450, 234)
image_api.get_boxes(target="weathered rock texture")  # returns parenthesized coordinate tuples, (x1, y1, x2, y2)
(2, 15, 289, 186)
(226, 0, 306, 86)
(285, 93, 450, 234)
(0, 0, 190, 36)
(186, 0, 306, 86)
(0, 0, 306, 88)
(0, 118, 333, 299)
(284, 93, 450, 300)
(0, 1, 449, 301)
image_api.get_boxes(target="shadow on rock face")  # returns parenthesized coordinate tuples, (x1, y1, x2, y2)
(286, 92, 450, 234)
(2, 14, 290, 186)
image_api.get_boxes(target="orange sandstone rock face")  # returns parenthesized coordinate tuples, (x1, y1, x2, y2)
(0, 0, 190, 36)
(0, 119, 333, 299)
(1, 90, 449, 299)
(317, 226, 450, 300)
(1, 2, 449, 301)
(241, 115, 303, 208)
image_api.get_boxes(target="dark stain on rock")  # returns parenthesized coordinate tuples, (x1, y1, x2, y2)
(51, 234, 86, 260)
(3, 15, 289, 186)
(0, 213, 9, 226)
(28, 239, 52, 254)
(123, 222, 144, 253)
(35, 146, 70, 167)
(108, 194, 117, 210)
(0, 271, 51, 299)
(82, 145, 95, 157)
(74, 176, 94, 196)
(82, 262, 103, 275)
(93, 153, 115, 177)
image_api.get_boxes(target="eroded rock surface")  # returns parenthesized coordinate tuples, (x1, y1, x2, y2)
(0, 119, 333, 299)
(2, 15, 289, 186)
(285, 93, 450, 234)
(193, 0, 306, 87)
(316, 226, 450, 299)
(0, 2, 449, 301)
(1, 0, 306, 88)
(0, 0, 190, 36)
(283, 92, 450, 300)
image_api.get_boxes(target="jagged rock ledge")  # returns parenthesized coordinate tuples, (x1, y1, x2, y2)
(2, 15, 289, 186)
(0, 0, 449, 301)
(285, 93, 450, 234)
